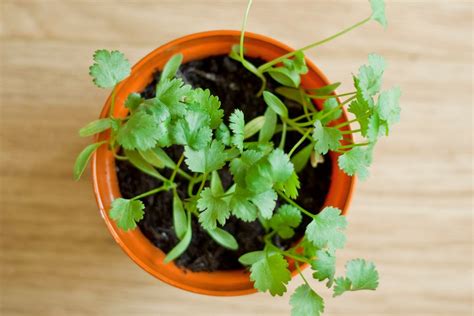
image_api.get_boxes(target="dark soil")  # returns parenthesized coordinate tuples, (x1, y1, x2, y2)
(116, 55, 332, 272)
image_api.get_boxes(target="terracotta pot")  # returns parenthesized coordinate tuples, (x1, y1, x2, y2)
(91, 30, 355, 296)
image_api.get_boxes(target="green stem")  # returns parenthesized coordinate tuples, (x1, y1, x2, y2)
(339, 142, 370, 150)
(295, 262, 311, 286)
(113, 152, 128, 161)
(334, 114, 369, 129)
(277, 190, 314, 218)
(341, 129, 361, 134)
(288, 128, 312, 157)
(108, 85, 117, 117)
(258, 17, 371, 72)
(194, 173, 209, 197)
(279, 121, 287, 149)
(170, 153, 184, 183)
(307, 91, 356, 99)
(240, 0, 253, 61)
(132, 184, 173, 201)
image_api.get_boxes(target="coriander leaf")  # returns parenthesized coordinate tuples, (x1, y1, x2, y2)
(306, 206, 347, 251)
(124, 93, 144, 112)
(239, 251, 265, 265)
(377, 86, 401, 126)
(245, 159, 274, 193)
(117, 111, 160, 151)
(250, 252, 292, 296)
(206, 227, 238, 250)
(368, 53, 386, 76)
(281, 171, 300, 199)
(290, 284, 325, 316)
(291, 144, 313, 173)
(367, 111, 388, 142)
(155, 78, 191, 117)
(333, 277, 352, 297)
(186, 88, 223, 128)
(184, 140, 227, 174)
(269, 204, 302, 239)
(160, 53, 183, 81)
(312, 120, 343, 155)
(89, 50, 130, 89)
(312, 250, 336, 287)
(230, 150, 264, 186)
(229, 109, 245, 151)
(267, 67, 300, 88)
(216, 123, 231, 146)
(348, 98, 371, 136)
(173, 109, 212, 149)
(197, 187, 231, 230)
(263, 91, 288, 118)
(333, 259, 379, 297)
(73, 141, 106, 180)
(250, 189, 277, 219)
(268, 148, 294, 183)
(357, 54, 386, 100)
(230, 186, 258, 222)
(244, 116, 265, 139)
(370, 0, 387, 28)
(173, 194, 187, 239)
(259, 108, 277, 142)
(79, 118, 112, 137)
(320, 98, 342, 125)
(109, 198, 144, 231)
(293, 51, 309, 74)
(338, 147, 371, 180)
(164, 210, 192, 263)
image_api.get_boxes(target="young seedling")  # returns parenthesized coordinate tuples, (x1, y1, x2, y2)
(74, 0, 400, 315)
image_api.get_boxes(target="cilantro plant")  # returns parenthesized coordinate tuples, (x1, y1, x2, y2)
(74, 0, 400, 315)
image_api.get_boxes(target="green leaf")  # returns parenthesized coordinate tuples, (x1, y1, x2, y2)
(291, 144, 313, 173)
(367, 111, 388, 142)
(124, 93, 144, 112)
(333, 259, 379, 296)
(184, 140, 228, 174)
(357, 54, 386, 100)
(229, 109, 245, 151)
(320, 98, 342, 125)
(245, 159, 274, 193)
(79, 118, 112, 137)
(250, 252, 291, 296)
(338, 147, 371, 180)
(267, 148, 294, 183)
(290, 284, 325, 316)
(186, 88, 223, 129)
(312, 250, 336, 287)
(308, 82, 341, 96)
(164, 210, 192, 263)
(244, 116, 265, 139)
(275, 86, 310, 107)
(230, 150, 264, 186)
(282, 171, 300, 199)
(173, 109, 212, 150)
(210, 171, 224, 195)
(150, 147, 176, 169)
(348, 94, 371, 136)
(377, 86, 401, 126)
(155, 78, 191, 117)
(160, 53, 183, 81)
(263, 91, 288, 118)
(207, 227, 238, 250)
(173, 195, 187, 240)
(117, 111, 161, 151)
(312, 120, 342, 155)
(230, 186, 258, 221)
(239, 251, 265, 265)
(73, 141, 106, 180)
(197, 188, 231, 230)
(269, 204, 302, 239)
(370, 0, 387, 28)
(138, 148, 165, 169)
(109, 198, 144, 231)
(216, 123, 231, 146)
(306, 206, 347, 251)
(258, 108, 277, 142)
(89, 49, 131, 89)
(124, 149, 166, 181)
(250, 189, 277, 219)
(267, 67, 300, 88)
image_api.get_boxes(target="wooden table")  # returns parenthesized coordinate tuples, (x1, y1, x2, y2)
(1, 1, 472, 315)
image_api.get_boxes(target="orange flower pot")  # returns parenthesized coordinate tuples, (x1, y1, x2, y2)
(91, 30, 355, 296)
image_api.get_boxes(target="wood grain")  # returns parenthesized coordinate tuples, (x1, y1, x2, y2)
(1, 0, 472, 315)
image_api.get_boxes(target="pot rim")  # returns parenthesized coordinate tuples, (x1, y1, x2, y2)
(91, 29, 356, 296)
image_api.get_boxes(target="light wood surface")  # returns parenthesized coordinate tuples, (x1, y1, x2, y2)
(1, 1, 472, 315)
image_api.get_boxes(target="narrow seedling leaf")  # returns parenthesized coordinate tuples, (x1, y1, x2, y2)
(160, 53, 183, 81)
(244, 116, 265, 139)
(263, 91, 288, 118)
(259, 108, 277, 142)
(275, 86, 309, 106)
(291, 143, 313, 173)
(308, 82, 341, 96)
(124, 149, 166, 181)
(267, 67, 300, 88)
(164, 210, 192, 263)
(79, 118, 112, 137)
(239, 250, 265, 265)
(89, 50, 131, 88)
(207, 227, 239, 250)
(73, 141, 106, 181)
(139, 149, 165, 169)
(173, 194, 187, 239)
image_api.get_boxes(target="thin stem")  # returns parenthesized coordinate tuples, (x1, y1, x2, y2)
(341, 129, 361, 134)
(339, 142, 370, 150)
(239, 0, 253, 61)
(277, 190, 314, 218)
(170, 153, 184, 183)
(131, 184, 172, 201)
(195, 173, 209, 197)
(334, 114, 369, 129)
(288, 127, 312, 157)
(306, 91, 356, 100)
(295, 262, 311, 286)
(113, 152, 128, 161)
(279, 121, 287, 149)
(108, 85, 117, 117)
(258, 17, 371, 72)
(175, 168, 193, 181)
